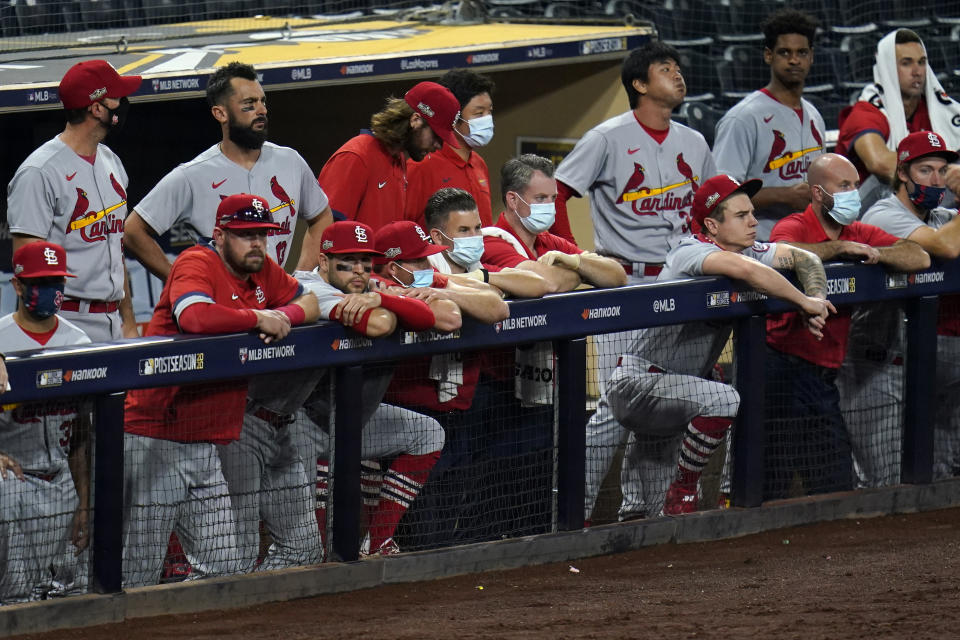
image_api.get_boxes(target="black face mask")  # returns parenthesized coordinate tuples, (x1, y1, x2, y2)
(103, 96, 130, 132)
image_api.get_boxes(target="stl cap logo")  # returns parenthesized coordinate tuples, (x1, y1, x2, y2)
(252, 198, 265, 212)
(255, 286, 266, 304)
(355, 226, 369, 243)
(704, 193, 720, 209)
(385, 247, 402, 259)
(417, 101, 435, 118)
(414, 224, 429, 242)
(322, 239, 333, 250)
(43, 247, 59, 265)
(88, 87, 107, 101)
(928, 132, 942, 148)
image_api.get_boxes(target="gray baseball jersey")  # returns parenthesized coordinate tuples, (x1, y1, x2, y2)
(7, 137, 129, 301)
(626, 236, 779, 376)
(135, 142, 329, 267)
(714, 90, 826, 222)
(0, 314, 90, 474)
(555, 112, 716, 264)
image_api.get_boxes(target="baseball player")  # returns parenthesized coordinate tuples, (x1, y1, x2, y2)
(124, 62, 333, 280)
(291, 220, 444, 556)
(854, 131, 960, 482)
(7, 60, 141, 342)
(405, 69, 498, 230)
(121, 194, 319, 587)
(837, 29, 960, 210)
(315, 81, 461, 238)
(713, 8, 825, 241)
(423, 187, 551, 297)
(605, 175, 833, 515)
(551, 41, 716, 523)
(0, 242, 92, 603)
(764, 154, 930, 500)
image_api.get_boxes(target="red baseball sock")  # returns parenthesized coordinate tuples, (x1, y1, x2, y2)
(676, 416, 732, 486)
(367, 451, 440, 551)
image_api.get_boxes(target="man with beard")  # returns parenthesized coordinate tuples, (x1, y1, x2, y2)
(7, 60, 141, 342)
(713, 8, 825, 241)
(122, 193, 319, 587)
(313, 81, 461, 243)
(124, 62, 333, 278)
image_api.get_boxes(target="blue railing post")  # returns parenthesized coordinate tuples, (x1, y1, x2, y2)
(331, 365, 363, 562)
(732, 315, 766, 508)
(556, 337, 587, 531)
(902, 295, 939, 484)
(92, 391, 124, 593)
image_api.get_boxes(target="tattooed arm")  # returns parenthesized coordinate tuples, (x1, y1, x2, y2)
(773, 245, 829, 298)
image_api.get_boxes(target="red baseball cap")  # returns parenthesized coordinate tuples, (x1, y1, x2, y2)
(216, 193, 281, 230)
(897, 131, 959, 165)
(692, 175, 762, 227)
(375, 221, 446, 262)
(59, 60, 142, 110)
(320, 221, 382, 255)
(12, 241, 76, 278)
(404, 81, 461, 149)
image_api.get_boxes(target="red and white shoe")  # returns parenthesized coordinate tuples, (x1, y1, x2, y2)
(662, 482, 698, 515)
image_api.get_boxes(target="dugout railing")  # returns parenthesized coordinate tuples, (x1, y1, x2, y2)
(0, 256, 952, 596)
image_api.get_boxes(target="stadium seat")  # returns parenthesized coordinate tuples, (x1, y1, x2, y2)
(804, 46, 840, 98)
(803, 93, 847, 133)
(676, 49, 721, 103)
(664, 0, 715, 41)
(838, 33, 880, 90)
(76, 0, 129, 30)
(712, 0, 769, 45)
(680, 101, 722, 147)
(723, 44, 767, 94)
(485, 0, 543, 19)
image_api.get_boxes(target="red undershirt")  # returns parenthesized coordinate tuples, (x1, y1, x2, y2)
(21, 317, 59, 345)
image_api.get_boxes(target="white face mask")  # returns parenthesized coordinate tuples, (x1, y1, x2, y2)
(458, 114, 494, 148)
(514, 193, 556, 234)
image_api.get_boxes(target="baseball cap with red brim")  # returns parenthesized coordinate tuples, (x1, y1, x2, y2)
(320, 221, 382, 255)
(216, 193, 281, 231)
(692, 175, 763, 227)
(12, 241, 76, 278)
(897, 131, 959, 165)
(375, 221, 446, 262)
(59, 60, 142, 110)
(404, 81, 461, 149)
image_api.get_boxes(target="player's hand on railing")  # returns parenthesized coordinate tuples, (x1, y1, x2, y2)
(335, 292, 382, 326)
(398, 287, 447, 304)
(253, 309, 292, 343)
(840, 241, 881, 265)
(537, 250, 581, 270)
(0, 451, 24, 482)
(800, 295, 837, 340)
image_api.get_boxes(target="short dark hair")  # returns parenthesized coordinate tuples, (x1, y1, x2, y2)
(438, 69, 495, 110)
(206, 62, 258, 107)
(621, 41, 681, 109)
(424, 188, 478, 230)
(761, 8, 819, 51)
(895, 29, 923, 46)
(65, 106, 89, 125)
(500, 154, 555, 203)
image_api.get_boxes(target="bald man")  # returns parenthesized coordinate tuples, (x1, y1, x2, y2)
(762, 153, 929, 500)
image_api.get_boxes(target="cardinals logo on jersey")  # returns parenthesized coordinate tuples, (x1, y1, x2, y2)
(66, 179, 126, 243)
(616, 162, 646, 205)
(617, 156, 699, 218)
(269, 176, 297, 219)
(765, 127, 823, 179)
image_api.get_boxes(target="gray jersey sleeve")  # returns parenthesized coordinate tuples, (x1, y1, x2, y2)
(554, 129, 608, 195)
(662, 237, 778, 279)
(713, 107, 754, 182)
(7, 166, 56, 238)
(861, 195, 927, 238)
(134, 165, 193, 235)
(295, 154, 328, 221)
(294, 270, 343, 319)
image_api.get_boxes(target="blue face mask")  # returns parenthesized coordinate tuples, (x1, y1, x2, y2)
(22, 281, 64, 319)
(820, 187, 861, 225)
(441, 231, 484, 268)
(907, 181, 947, 210)
(459, 114, 494, 148)
(395, 264, 434, 288)
(515, 194, 556, 234)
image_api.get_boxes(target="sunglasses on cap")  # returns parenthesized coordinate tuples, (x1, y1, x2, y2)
(218, 205, 276, 227)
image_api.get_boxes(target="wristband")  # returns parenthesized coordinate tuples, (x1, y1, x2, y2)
(275, 303, 306, 326)
(481, 268, 489, 283)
